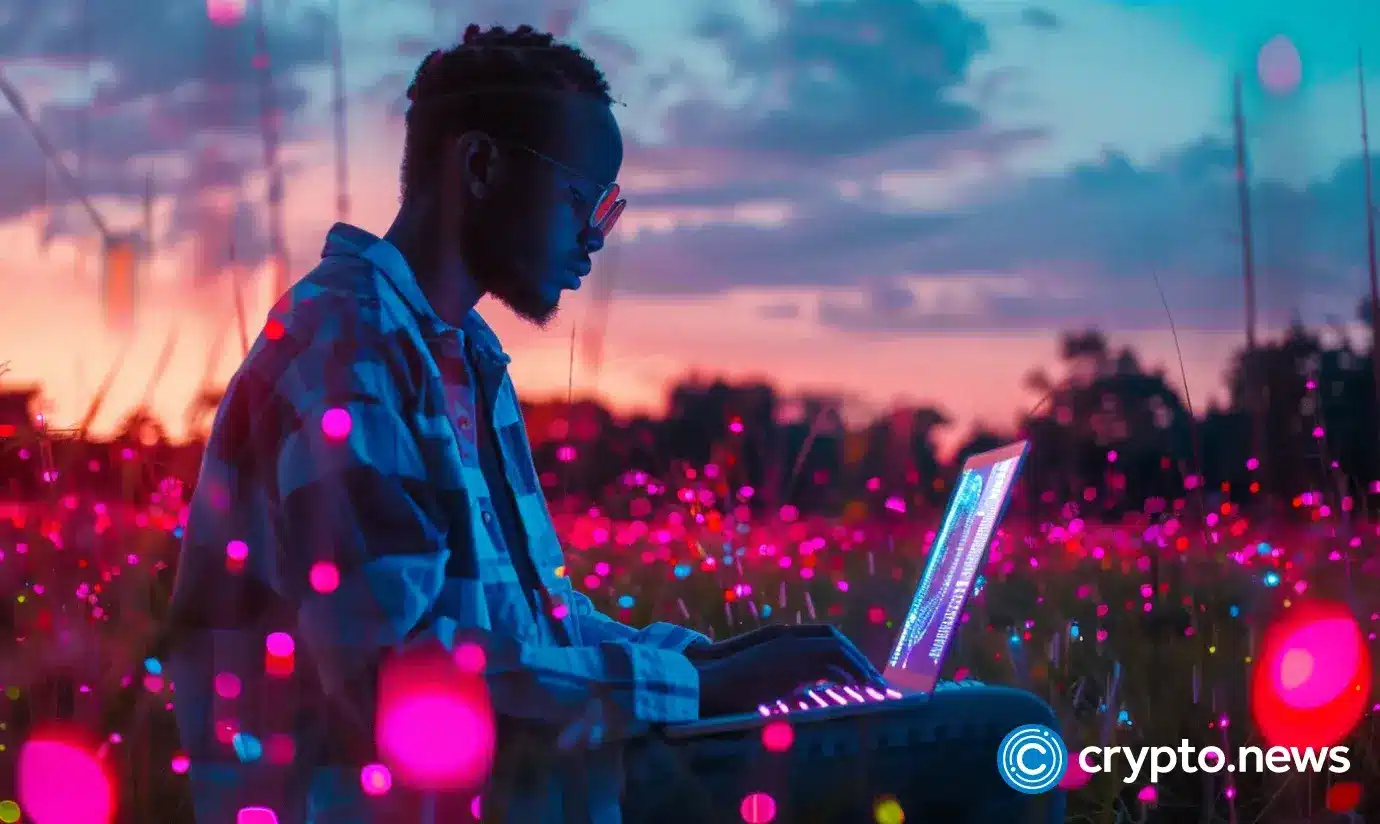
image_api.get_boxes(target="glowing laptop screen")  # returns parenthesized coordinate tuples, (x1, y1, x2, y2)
(882, 441, 1027, 694)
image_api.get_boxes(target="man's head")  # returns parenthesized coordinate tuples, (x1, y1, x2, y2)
(400, 24, 623, 327)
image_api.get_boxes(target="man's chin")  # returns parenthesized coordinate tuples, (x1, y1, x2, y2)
(497, 289, 560, 328)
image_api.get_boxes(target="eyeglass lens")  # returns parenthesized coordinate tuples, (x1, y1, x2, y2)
(592, 183, 625, 234)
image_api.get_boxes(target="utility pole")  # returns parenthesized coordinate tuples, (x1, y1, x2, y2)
(1358, 52, 1380, 438)
(330, 0, 350, 223)
(252, 0, 290, 299)
(1233, 74, 1266, 480)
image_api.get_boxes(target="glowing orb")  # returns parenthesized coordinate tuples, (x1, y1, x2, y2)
(215, 672, 242, 699)
(1257, 35, 1301, 95)
(1251, 601, 1370, 748)
(265, 632, 295, 657)
(1326, 781, 1362, 813)
(236, 808, 279, 824)
(761, 720, 793, 753)
(360, 764, 392, 796)
(740, 792, 777, 823)
(207, 0, 246, 26)
(376, 646, 495, 791)
(18, 738, 114, 824)
(321, 408, 352, 440)
(873, 795, 905, 823)
(1057, 754, 1093, 790)
(309, 562, 340, 594)
(454, 642, 486, 674)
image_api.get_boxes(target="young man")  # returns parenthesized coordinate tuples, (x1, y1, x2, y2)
(168, 24, 1062, 824)
(167, 24, 882, 824)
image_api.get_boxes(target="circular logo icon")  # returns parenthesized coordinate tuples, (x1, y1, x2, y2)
(997, 724, 1067, 794)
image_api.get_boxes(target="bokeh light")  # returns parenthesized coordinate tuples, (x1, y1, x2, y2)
(1057, 755, 1093, 790)
(1251, 600, 1370, 748)
(376, 645, 495, 791)
(321, 408, 353, 440)
(1326, 781, 1362, 813)
(18, 737, 115, 824)
(235, 807, 279, 824)
(360, 764, 392, 796)
(873, 795, 905, 824)
(309, 561, 341, 594)
(740, 792, 777, 824)
(1257, 35, 1301, 95)
(206, 0, 246, 26)
(761, 720, 794, 752)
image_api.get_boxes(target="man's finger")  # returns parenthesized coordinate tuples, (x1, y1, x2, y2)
(823, 625, 884, 680)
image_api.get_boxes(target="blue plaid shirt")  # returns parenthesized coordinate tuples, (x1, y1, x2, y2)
(168, 223, 708, 823)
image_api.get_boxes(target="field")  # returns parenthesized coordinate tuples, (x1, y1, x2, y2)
(0, 478, 1377, 823)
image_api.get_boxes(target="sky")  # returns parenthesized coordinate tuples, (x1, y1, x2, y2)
(1, 0, 1378, 452)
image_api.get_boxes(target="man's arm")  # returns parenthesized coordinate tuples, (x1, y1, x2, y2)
(564, 588, 711, 653)
(264, 320, 699, 736)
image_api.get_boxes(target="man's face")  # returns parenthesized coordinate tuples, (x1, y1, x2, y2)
(451, 96, 623, 327)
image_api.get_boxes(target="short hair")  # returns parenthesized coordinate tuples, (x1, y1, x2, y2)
(399, 24, 613, 200)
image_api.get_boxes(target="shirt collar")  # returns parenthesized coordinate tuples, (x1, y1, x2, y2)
(322, 222, 511, 366)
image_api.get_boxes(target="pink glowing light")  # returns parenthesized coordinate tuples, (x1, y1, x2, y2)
(226, 540, 249, 561)
(1271, 618, 1361, 709)
(761, 720, 794, 753)
(376, 648, 495, 792)
(215, 672, 242, 699)
(1257, 36, 1302, 95)
(360, 764, 392, 796)
(1252, 601, 1370, 748)
(265, 632, 295, 657)
(321, 408, 353, 440)
(207, 0, 247, 26)
(309, 561, 340, 594)
(454, 642, 487, 674)
(236, 807, 279, 824)
(18, 738, 115, 824)
(1058, 755, 1092, 790)
(740, 792, 777, 823)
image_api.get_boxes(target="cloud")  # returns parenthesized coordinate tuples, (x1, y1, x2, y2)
(0, 0, 332, 107)
(809, 139, 1380, 332)
(1019, 8, 1060, 30)
(667, 0, 990, 159)
(0, 0, 335, 257)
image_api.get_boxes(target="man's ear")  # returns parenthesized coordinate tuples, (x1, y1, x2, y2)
(450, 131, 503, 200)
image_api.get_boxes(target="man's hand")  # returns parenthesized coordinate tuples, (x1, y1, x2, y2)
(689, 624, 884, 717)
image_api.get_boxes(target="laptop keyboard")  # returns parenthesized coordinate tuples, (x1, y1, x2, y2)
(755, 678, 983, 717)
(757, 680, 904, 717)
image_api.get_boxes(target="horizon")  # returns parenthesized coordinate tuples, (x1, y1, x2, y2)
(3, 0, 1378, 454)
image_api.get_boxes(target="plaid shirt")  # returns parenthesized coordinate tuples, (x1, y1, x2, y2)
(168, 223, 708, 824)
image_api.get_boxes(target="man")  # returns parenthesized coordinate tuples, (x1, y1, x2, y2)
(167, 24, 1062, 824)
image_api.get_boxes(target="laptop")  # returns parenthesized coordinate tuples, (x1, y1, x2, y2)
(665, 440, 1029, 738)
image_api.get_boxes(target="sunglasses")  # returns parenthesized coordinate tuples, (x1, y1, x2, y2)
(505, 141, 626, 235)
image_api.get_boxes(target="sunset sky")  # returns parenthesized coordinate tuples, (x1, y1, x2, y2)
(2, 0, 1379, 453)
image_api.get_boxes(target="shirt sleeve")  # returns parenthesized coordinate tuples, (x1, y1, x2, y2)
(565, 588, 711, 652)
(264, 323, 700, 736)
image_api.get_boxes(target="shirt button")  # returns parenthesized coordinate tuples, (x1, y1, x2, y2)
(481, 511, 493, 524)
(457, 417, 471, 429)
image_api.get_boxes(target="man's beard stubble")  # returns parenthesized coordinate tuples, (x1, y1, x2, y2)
(458, 200, 561, 328)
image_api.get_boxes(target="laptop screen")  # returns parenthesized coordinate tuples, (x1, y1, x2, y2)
(881, 441, 1028, 694)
